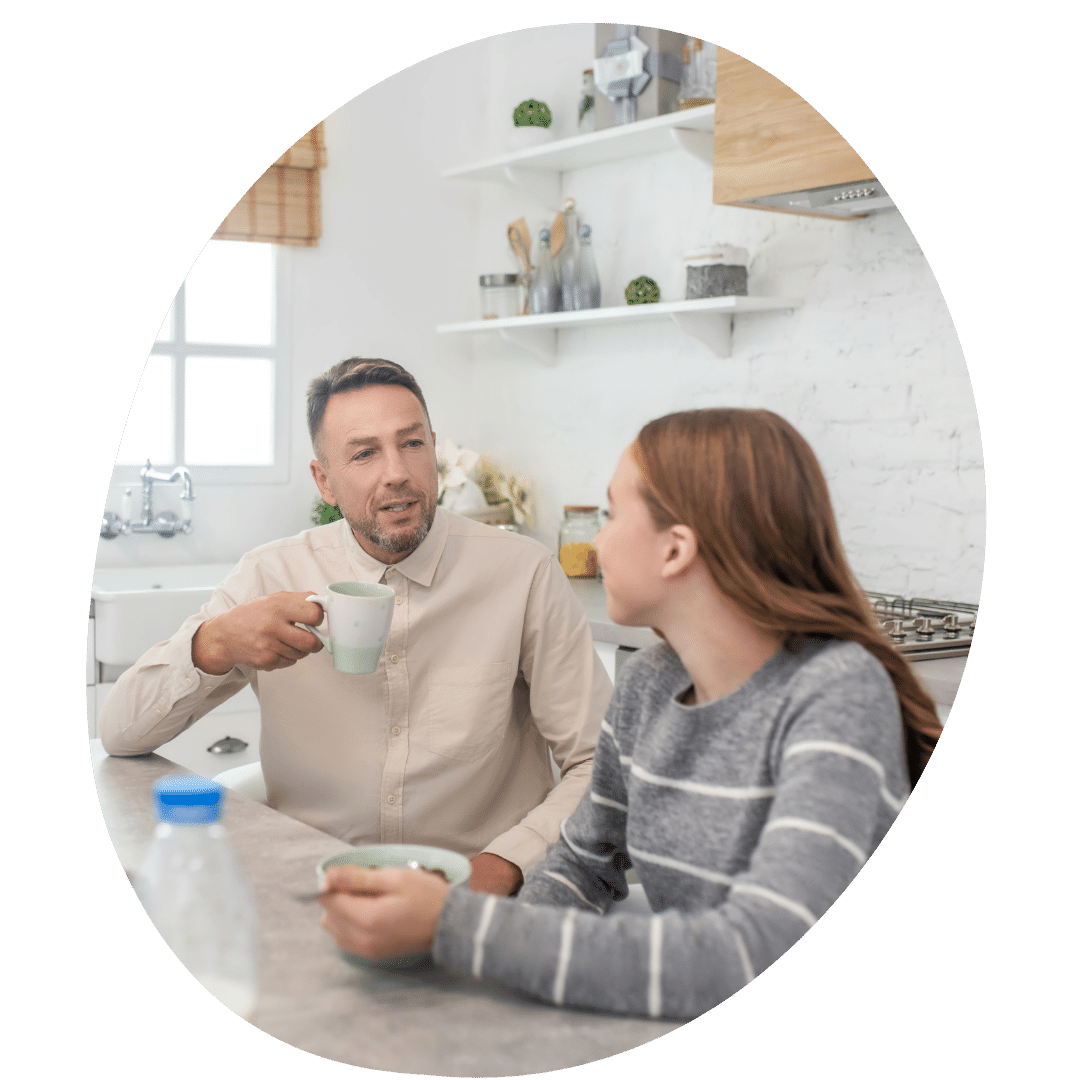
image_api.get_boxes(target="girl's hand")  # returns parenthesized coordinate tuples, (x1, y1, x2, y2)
(318, 865, 450, 960)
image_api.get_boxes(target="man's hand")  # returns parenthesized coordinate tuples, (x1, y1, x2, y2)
(318, 865, 450, 961)
(469, 852, 523, 895)
(191, 592, 327, 675)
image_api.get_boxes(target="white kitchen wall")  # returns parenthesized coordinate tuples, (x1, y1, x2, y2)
(94, 23, 983, 603)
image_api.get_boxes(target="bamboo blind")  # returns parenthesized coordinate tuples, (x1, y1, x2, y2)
(214, 123, 327, 246)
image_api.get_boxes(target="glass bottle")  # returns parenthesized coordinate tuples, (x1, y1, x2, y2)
(572, 224, 601, 310)
(578, 69, 597, 134)
(677, 37, 716, 110)
(529, 228, 562, 314)
(557, 199, 580, 314)
(558, 506, 601, 578)
(134, 776, 259, 1019)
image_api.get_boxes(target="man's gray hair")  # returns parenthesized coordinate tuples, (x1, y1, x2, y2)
(307, 357, 430, 457)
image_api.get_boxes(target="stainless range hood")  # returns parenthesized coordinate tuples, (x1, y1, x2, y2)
(739, 178, 895, 218)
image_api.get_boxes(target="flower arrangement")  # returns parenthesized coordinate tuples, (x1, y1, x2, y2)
(437, 439, 535, 528)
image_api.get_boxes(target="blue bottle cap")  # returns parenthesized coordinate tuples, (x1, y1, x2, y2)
(154, 775, 224, 824)
(579, 223, 592, 238)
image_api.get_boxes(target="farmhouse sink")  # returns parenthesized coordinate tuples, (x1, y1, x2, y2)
(91, 562, 238, 667)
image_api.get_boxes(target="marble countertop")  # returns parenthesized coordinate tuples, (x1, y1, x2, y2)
(570, 579, 967, 707)
(90, 741, 677, 1074)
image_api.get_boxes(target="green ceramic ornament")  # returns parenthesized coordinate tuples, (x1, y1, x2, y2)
(625, 276, 661, 305)
(513, 99, 552, 128)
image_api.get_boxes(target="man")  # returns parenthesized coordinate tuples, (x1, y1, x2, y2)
(100, 358, 611, 895)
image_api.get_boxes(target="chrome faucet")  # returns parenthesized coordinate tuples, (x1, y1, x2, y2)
(100, 460, 195, 539)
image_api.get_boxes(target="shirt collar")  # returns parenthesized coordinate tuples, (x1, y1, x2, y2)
(341, 506, 449, 587)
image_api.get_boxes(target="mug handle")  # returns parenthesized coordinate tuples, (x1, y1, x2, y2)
(295, 593, 330, 649)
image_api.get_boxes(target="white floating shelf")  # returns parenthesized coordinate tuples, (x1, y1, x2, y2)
(436, 295, 802, 364)
(442, 104, 716, 208)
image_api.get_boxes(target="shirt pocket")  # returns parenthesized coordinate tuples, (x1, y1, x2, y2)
(425, 662, 514, 762)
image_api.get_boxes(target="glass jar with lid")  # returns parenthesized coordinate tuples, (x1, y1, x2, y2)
(479, 273, 524, 319)
(558, 505, 601, 578)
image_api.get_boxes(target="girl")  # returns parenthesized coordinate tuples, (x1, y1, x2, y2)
(319, 408, 942, 1020)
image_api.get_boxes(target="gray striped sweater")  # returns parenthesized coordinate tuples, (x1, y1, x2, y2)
(432, 638, 908, 1020)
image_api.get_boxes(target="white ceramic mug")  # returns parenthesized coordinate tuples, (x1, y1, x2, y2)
(300, 581, 396, 675)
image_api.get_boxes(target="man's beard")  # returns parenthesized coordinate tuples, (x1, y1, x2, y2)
(346, 489, 437, 556)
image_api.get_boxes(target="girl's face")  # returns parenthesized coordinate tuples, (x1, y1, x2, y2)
(593, 447, 671, 626)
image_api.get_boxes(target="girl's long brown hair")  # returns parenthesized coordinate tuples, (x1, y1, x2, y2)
(632, 408, 942, 786)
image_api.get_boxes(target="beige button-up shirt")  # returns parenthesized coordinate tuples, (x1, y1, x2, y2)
(99, 510, 611, 872)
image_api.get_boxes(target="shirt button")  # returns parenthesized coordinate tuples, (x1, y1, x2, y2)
(387, 794, 396, 804)
(184, 678, 191, 687)
(395, 596, 403, 606)
(390, 654, 399, 663)
(391, 726, 401, 735)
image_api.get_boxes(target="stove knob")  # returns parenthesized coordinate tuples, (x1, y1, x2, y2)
(915, 617, 934, 640)
(942, 614, 960, 639)
(886, 619, 907, 643)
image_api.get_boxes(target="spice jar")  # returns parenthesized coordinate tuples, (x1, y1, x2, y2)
(479, 274, 524, 319)
(558, 506, 601, 578)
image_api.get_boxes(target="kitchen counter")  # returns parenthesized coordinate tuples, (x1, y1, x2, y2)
(90, 741, 678, 1075)
(570, 579, 967, 711)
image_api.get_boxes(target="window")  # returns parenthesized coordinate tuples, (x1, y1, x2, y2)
(115, 239, 290, 484)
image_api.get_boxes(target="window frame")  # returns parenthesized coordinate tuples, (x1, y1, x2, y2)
(113, 242, 292, 486)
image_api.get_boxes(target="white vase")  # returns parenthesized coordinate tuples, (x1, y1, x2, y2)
(507, 125, 555, 151)
(441, 478, 489, 516)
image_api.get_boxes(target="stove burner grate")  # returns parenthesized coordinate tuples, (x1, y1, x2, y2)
(864, 592, 977, 659)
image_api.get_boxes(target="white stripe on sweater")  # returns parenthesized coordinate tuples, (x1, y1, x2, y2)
(647, 916, 663, 1018)
(783, 740, 906, 813)
(627, 845, 734, 886)
(731, 882, 817, 927)
(552, 908, 577, 1005)
(732, 928, 755, 985)
(630, 761, 775, 800)
(560, 819, 613, 864)
(764, 816, 867, 865)
(471, 894, 497, 978)
(590, 791, 629, 813)
(600, 718, 621, 749)
(542, 871, 606, 914)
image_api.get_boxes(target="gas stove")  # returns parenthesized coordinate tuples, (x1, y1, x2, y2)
(865, 592, 977, 661)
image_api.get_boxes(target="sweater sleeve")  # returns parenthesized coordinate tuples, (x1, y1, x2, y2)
(431, 647, 907, 1020)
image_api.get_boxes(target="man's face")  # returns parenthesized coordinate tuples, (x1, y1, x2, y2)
(310, 385, 439, 564)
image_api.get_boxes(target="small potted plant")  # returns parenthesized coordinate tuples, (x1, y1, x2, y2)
(509, 98, 554, 149)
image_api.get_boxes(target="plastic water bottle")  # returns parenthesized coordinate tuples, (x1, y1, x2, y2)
(134, 776, 259, 1019)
